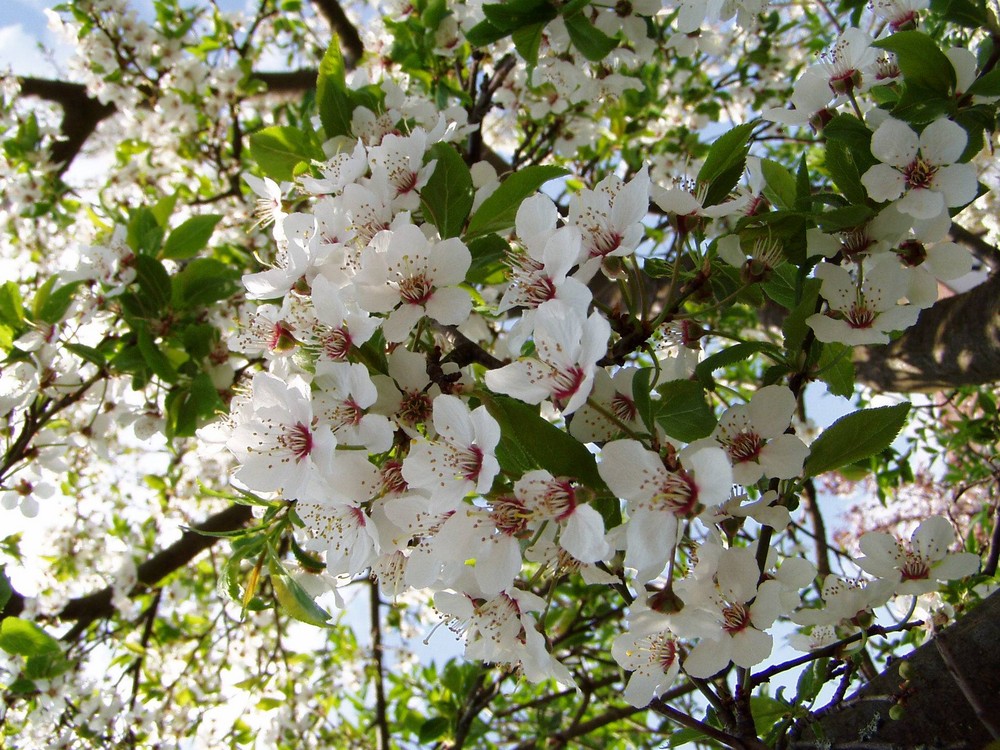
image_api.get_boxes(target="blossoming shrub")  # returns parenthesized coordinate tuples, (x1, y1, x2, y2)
(1, 0, 999, 746)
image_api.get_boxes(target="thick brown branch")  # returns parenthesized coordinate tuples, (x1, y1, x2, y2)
(854, 271, 1000, 392)
(950, 221, 1000, 273)
(16, 69, 320, 174)
(310, 0, 364, 65)
(795, 591, 1000, 749)
(18, 76, 115, 172)
(1, 503, 253, 633)
(252, 69, 319, 93)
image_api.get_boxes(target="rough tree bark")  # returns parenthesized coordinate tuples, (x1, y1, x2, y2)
(795, 591, 1000, 749)
(853, 268, 1000, 392)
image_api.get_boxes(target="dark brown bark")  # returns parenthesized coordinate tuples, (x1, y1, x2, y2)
(16, 70, 319, 173)
(793, 591, 1000, 749)
(853, 270, 1000, 392)
(1, 503, 252, 633)
(253, 69, 319, 93)
(309, 0, 363, 65)
(18, 76, 115, 172)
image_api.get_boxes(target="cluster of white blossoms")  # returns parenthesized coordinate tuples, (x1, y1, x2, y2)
(759, 22, 991, 347)
(4, 0, 998, 744)
(216, 45, 983, 693)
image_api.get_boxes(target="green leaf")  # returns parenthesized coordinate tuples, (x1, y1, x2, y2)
(171, 258, 239, 309)
(126, 206, 165, 255)
(137, 326, 178, 383)
(816, 343, 855, 399)
(761, 263, 800, 310)
(164, 374, 225, 437)
(760, 158, 797, 210)
(418, 717, 450, 744)
(564, 11, 617, 61)
(782, 278, 820, 355)
(181, 323, 219, 360)
(480, 392, 607, 490)
(316, 37, 354, 139)
(655, 380, 716, 442)
(5, 676, 37, 694)
(966, 67, 1000, 97)
(697, 122, 755, 198)
(268, 560, 332, 627)
(751, 695, 793, 732)
(930, 0, 989, 27)
(109, 342, 150, 384)
(24, 652, 71, 680)
(795, 153, 812, 212)
(954, 104, 994, 162)
(0, 281, 25, 328)
(481, 0, 556, 32)
(512, 22, 546, 65)
(822, 114, 873, 156)
(816, 204, 874, 232)
(134, 255, 172, 314)
(290, 537, 326, 573)
(249, 126, 320, 182)
(631, 367, 656, 434)
(891, 83, 953, 124)
(421, 0, 448, 31)
(695, 342, 766, 390)
(161, 214, 223, 260)
(190, 372, 225, 417)
(643, 257, 672, 278)
(466, 233, 509, 284)
(65, 342, 106, 367)
(0, 568, 11, 611)
(0, 617, 62, 657)
(873, 31, 956, 95)
(466, 166, 568, 238)
(33, 277, 80, 325)
(420, 143, 473, 239)
(824, 140, 867, 206)
(796, 656, 831, 704)
(804, 403, 911, 477)
(149, 192, 178, 227)
(669, 727, 709, 746)
(464, 18, 508, 46)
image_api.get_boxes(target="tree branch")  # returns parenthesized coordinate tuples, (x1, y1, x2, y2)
(795, 591, 1000, 748)
(1, 503, 253, 633)
(853, 271, 1000, 392)
(950, 221, 1000, 273)
(649, 696, 763, 750)
(16, 69, 320, 175)
(252, 69, 320, 93)
(310, 0, 364, 65)
(17, 76, 115, 173)
(369, 580, 391, 750)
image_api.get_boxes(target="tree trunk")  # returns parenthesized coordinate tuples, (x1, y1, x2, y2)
(854, 271, 1000, 392)
(793, 591, 1000, 749)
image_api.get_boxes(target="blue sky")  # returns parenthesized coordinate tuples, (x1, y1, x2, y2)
(0, 0, 49, 34)
(0, 0, 253, 76)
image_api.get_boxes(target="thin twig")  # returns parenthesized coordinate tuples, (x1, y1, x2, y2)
(802, 478, 831, 578)
(649, 697, 757, 750)
(369, 581, 391, 750)
(750, 620, 923, 688)
(983, 499, 1000, 577)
